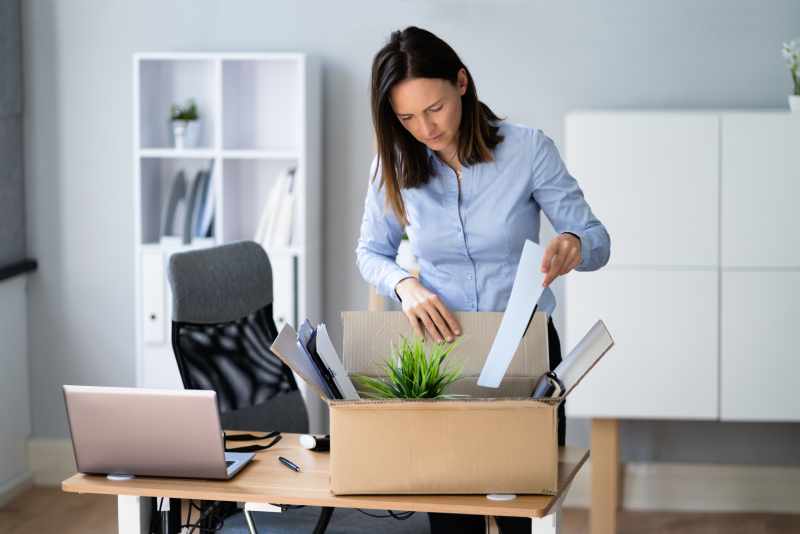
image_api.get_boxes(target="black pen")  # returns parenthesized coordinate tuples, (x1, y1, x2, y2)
(278, 456, 301, 473)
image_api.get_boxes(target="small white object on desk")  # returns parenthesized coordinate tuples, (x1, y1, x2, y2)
(486, 493, 517, 501)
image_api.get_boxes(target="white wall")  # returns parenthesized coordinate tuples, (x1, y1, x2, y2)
(21, 0, 800, 465)
(0, 276, 32, 503)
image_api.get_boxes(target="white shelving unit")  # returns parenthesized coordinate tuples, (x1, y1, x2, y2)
(133, 52, 323, 429)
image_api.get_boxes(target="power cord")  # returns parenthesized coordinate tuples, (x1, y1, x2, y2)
(181, 500, 231, 533)
(356, 509, 416, 520)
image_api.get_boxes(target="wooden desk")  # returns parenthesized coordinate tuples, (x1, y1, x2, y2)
(62, 433, 588, 534)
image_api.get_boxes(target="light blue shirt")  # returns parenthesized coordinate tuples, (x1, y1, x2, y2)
(356, 122, 610, 312)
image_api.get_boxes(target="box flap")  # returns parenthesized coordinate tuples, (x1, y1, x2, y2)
(342, 311, 549, 378)
(342, 311, 549, 396)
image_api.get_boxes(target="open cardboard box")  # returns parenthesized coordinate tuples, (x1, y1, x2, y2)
(271, 310, 611, 496)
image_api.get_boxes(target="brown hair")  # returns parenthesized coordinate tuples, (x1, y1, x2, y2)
(370, 26, 504, 225)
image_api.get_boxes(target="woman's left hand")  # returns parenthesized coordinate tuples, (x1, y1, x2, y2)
(540, 233, 582, 287)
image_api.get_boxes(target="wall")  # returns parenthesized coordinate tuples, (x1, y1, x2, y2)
(0, 0, 33, 505)
(0, 277, 32, 503)
(0, 0, 25, 265)
(22, 0, 800, 466)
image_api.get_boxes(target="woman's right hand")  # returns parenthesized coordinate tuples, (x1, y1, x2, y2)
(394, 277, 462, 343)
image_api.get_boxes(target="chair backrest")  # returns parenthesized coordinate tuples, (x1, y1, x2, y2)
(167, 241, 309, 433)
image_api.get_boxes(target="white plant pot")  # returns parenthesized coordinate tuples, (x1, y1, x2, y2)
(171, 120, 199, 149)
(789, 95, 800, 112)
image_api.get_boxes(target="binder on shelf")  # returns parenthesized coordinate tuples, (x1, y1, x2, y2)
(161, 170, 188, 238)
(183, 160, 215, 244)
(193, 160, 215, 239)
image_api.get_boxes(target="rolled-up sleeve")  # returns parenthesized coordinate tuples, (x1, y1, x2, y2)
(355, 156, 410, 302)
(530, 130, 611, 271)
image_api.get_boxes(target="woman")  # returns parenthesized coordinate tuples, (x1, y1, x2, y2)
(356, 27, 610, 533)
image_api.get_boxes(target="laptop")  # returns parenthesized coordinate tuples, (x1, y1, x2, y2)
(63, 385, 254, 480)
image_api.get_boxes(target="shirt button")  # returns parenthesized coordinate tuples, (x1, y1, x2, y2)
(467, 274, 473, 280)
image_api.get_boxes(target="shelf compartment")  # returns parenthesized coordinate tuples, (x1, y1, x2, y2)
(138, 59, 217, 149)
(222, 58, 301, 152)
(139, 157, 216, 245)
(220, 158, 299, 246)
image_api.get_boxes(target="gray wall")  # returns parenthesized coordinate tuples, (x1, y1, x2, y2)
(0, 0, 25, 267)
(22, 0, 800, 465)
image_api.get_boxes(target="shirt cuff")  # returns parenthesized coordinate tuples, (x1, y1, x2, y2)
(381, 267, 413, 304)
(562, 231, 590, 270)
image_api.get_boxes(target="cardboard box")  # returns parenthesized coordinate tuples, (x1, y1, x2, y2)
(270, 309, 611, 496)
(329, 310, 562, 495)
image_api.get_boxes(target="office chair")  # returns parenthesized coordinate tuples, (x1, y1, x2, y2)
(167, 240, 333, 534)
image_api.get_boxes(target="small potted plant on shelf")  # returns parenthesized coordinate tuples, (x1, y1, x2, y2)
(782, 38, 800, 111)
(170, 99, 200, 149)
(354, 336, 464, 399)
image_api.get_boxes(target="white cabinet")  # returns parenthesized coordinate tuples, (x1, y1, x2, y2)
(565, 112, 719, 267)
(565, 111, 798, 423)
(721, 113, 800, 268)
(721, 272, 800, 422)
(565, 269, 718, 419)
(141, 248, 166, 345)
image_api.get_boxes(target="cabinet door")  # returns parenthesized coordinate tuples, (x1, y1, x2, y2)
(721, 271, 800, 421)
(564, 269, 718, 419)
(141, 344, 184, 390)
(271, 254, 297, 330)
(721, 113, 800, 268)
(565, 112, 719, 267)
(141, 249, 165, 344)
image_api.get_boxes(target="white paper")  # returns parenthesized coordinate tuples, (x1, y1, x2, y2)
(477, 240, 547, 388)
(316, 324, 360, 400)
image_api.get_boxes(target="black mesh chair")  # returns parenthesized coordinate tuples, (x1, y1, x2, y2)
(167, 240, 333, 534)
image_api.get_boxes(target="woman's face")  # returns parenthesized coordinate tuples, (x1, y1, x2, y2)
(389, 68, 468, 156)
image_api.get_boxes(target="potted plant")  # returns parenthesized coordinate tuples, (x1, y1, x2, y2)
(354, 337, 463, 399)
(170, 99, 200, 149)
(782, 38, 800, 111)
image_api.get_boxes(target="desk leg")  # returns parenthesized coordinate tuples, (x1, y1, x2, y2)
(531, 512, 559, 534)
(117, 495, 151, 534)
(591, 418, 619, 534)
(529, 478, 567, 534)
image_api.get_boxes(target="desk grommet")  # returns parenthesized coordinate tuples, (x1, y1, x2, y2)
(486, 494, 516, 501)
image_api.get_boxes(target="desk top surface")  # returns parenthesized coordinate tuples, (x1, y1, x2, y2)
(62, 433, 589, 518)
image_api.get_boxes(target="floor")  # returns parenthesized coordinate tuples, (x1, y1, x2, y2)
(2, 487, 800, 533)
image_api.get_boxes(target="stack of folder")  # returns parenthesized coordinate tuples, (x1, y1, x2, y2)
(272, 320, 360, 401)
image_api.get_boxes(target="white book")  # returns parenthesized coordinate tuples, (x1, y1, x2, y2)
(255, 171, 287, 248)
(271, 169, 295, 248)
